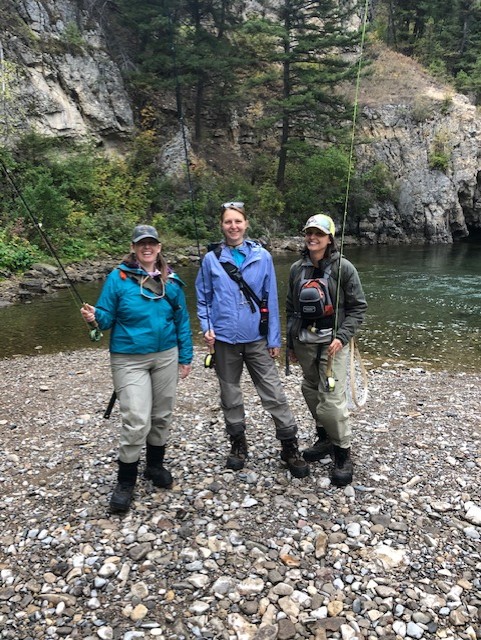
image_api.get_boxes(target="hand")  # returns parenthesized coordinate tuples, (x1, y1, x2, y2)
(288, 348, 298, 363)
(81, 303, 96, 323)
(268, 347, 280, 358)
(327, 338, 343, 358)
(204, 330, 216, 348)
(179, 364, 192, 379)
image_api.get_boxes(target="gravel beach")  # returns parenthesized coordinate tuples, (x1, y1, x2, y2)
(1, 347, 480, 640)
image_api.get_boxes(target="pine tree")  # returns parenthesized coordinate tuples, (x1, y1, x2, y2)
(246, 0, 363, 188)
(114, 0, 248, 145)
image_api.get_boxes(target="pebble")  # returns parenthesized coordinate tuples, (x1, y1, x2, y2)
(0, 348, 480, 639)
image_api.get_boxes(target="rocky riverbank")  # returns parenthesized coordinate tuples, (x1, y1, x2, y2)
(0, 239, 303, 307)
(1, 347, 480, 640)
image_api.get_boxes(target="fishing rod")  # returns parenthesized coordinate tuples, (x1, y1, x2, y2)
(0, 158, 103, 341)
(169, 12, 216, 370)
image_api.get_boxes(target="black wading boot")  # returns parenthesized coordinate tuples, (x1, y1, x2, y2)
(110, 460, 138, 512)
(144, 443, 173, 488)
(226, 433, 248, 471)
(331, 446, 353, 487)
(302, 426, 333, 462)
(280, 437, 310, 478)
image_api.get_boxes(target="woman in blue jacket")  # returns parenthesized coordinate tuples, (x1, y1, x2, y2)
(195, 201, 308, 478)
(81, 224, 193, 512)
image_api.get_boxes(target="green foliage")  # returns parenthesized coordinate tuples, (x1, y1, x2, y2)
(244, 1, 362, 187)
(0, 229, 42, 274)
(346, 162, 397, 219)
(0, 133, 158, 264)
(428, 132, 451, 172)
(456, 62, 481, 104)
(0, 58, 24, 142)
(21, 168, 72, 233)
(61, 23, 84, 49)
(283, 147, 350, 232)
(428, 151, 450, 172)
(362, 163, 395, 202)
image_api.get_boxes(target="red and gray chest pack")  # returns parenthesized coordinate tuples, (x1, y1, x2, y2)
(299, 264, 334, 320)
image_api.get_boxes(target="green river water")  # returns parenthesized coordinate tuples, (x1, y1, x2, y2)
(1, 243, 480, 371)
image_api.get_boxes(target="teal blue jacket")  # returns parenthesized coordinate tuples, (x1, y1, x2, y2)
(94, 264, 193, 363)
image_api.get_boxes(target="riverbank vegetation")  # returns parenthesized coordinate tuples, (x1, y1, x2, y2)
(1, 0, 480, 274)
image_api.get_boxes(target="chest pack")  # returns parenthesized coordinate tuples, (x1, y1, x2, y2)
(299, 264, 334, 320)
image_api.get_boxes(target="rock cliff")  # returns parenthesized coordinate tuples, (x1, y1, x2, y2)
(1, 0, 133, 148)
(352, 47, 481, 244)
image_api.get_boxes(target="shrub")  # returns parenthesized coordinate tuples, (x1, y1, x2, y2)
(428, 132, 451, 172)
(0, 230, 42, 273)
(412, 96, 435, 122)
(283, 147, 350, 232)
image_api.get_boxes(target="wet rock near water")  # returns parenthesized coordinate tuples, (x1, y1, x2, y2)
(1, 348, 480, 640)
(0, 241, 302, 307)
(0, 254, 196, 306)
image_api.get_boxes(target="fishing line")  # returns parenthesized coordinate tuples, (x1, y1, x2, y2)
(0, 158, 102, 341)
(168, 13, 215, 368)
(331, 0, 370, 406)
(335, 0, 370, 319)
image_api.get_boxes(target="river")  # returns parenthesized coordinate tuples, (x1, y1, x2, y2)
(1, 243, 480, 371)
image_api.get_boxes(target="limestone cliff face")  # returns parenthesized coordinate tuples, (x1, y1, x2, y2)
(354, 92, 481, 244)
(351, 49, 481, 244)
(2, 0, 133, 148)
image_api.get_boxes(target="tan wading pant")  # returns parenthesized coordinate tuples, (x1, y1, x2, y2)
(214, 339, 297, 440)
(293, 338, 351, 448)
(110, 347, 178, 463)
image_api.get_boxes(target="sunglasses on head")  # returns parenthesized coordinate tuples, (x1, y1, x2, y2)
(222, 201, 245, 210)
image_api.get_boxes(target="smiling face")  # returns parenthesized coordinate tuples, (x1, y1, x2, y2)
(304, 228, 331, 259)
(221, 207, 249, 247)
(131, 238, 161, 271)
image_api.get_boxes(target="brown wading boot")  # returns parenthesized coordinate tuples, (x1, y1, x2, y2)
(110, 460, 139, 512)
(226, 433, 248, 470)
(302, 426, 333, 462)
(144, 443, 173, 488)
(280, 437, 310, 478)
(331, 446, 353, 487)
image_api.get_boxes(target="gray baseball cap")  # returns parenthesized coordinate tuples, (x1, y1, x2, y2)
(131, 225, 159, 243)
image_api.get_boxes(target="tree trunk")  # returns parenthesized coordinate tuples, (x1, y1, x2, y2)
(276, 3, 291, 190)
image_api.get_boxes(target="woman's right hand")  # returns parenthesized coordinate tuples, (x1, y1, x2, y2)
(204, 329, 216, 348)
(288, 348, 298, 363)
(81, 303, 96, 324)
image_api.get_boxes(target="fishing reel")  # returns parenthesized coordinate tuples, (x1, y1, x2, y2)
(204, 351, 216, 369)
(325, 376, 336, 392)
(89, 326, 103, 342)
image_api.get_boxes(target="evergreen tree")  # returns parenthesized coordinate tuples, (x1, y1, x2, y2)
(114, 0, 248, 145)
(374, 0, 481, 102)
(246, 0, 363, 188)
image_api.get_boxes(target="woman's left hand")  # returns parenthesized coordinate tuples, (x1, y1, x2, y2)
(327, 338, 343, 358)
(179, 364, 192, 379)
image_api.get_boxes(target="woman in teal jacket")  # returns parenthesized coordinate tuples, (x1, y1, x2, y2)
(81, 224, 193, 512)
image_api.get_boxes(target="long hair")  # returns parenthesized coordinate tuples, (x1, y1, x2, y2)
(122, 251, 169, 283)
